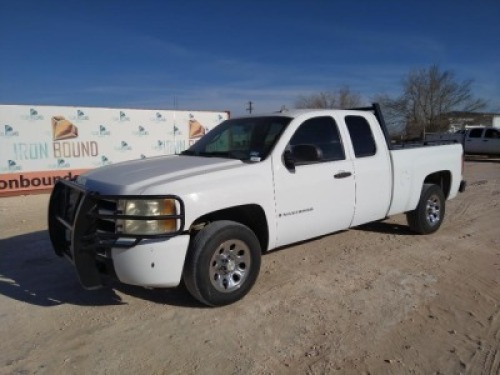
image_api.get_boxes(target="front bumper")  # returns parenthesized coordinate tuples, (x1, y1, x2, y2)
(48, 179, 187, 289)
(111, 236, 190, 287)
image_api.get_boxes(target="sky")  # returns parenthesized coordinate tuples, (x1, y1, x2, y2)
(1, 0, 499, 116)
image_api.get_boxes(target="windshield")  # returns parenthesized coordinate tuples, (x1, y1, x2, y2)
(181, 116, 291, 161)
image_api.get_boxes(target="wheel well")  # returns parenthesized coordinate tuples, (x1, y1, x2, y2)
(424, 171, 451, 198)
(190, 204, 269, 252)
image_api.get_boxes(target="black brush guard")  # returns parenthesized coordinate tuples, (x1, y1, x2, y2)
(48, 179, 185, 289)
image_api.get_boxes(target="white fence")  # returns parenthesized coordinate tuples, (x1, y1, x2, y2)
(0, 105, 228, 195)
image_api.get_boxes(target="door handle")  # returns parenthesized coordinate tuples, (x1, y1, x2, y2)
(334, 171, 352, 179)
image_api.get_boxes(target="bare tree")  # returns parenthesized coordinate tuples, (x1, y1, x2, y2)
(373, 94, 408, 140)
(295, 86, 362, 109)
(381, 65, 487, 138)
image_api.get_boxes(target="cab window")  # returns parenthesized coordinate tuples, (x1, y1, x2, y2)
(485, 129, 500, 139)
(289, 116, 345, 162)
(468, 128, 483, 138)
(345, 116, 377, 158)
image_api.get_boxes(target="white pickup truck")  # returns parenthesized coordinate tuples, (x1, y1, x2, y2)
(49, 104, 466, 306)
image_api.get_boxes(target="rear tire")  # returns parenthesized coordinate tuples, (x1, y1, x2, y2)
(406, 184, 446, 234)
(183, 221, 261, 307)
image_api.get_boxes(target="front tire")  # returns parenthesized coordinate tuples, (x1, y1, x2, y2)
(406, 184, 446, 234)
(183, 221, 261, 306)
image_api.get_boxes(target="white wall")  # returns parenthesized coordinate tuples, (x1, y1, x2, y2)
(0, 105, 228, 195)
(493, 116, 500, 129)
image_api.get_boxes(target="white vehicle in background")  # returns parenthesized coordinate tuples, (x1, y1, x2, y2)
(48, 104, 466, 306)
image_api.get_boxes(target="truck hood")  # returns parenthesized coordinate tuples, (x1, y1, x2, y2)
(78, 155, 243, 195)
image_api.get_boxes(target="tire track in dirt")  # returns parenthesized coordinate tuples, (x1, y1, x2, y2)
(1, 162, 499, 374)
(465, 309, 500, 375)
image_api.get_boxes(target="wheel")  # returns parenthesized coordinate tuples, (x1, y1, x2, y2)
(406, 184, 446, 234)
(183, 220, 261, 306)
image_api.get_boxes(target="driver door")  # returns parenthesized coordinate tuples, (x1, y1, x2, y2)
(272, 116, 355, 247)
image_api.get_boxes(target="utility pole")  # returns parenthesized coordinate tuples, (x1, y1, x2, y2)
(173, 95, 177, 154)
(246, 101, 253, 114)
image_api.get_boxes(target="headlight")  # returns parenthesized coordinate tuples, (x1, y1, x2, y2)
(116, 199, 177, 235)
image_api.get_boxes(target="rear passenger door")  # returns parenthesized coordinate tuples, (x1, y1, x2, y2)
(343, 115, 392, 226)
(483, 128, 500, 155)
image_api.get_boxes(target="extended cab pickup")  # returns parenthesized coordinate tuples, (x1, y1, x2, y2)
(426, 126, 500, 156)
(48, 104, 466, 306)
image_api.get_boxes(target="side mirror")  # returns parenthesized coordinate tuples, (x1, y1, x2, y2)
(292, 144, 322, 164)
(283, 150, 296, 172)
(283, 144, 322, 172)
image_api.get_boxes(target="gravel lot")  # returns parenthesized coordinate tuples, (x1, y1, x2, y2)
(1, 159, 499, 374)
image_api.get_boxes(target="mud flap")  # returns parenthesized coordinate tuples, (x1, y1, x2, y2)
(459, 180, 467, 193)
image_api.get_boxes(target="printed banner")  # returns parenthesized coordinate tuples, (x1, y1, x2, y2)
(0, 169, 89, 195)
(0, 105, 229, 195)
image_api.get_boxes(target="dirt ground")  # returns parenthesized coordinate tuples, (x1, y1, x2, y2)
(1, 158, 499, 375)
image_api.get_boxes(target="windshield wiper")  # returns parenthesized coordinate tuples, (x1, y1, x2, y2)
(198, 151, 231, 158)
(181, 150, 246, 160)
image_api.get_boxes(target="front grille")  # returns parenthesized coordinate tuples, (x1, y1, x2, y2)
(95, 199, 118, 237)
(94, 198, 118, 258)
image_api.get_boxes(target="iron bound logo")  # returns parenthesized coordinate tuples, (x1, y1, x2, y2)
(70, 109, 89, 121)
(22, 108, 44, 121)
(114, 111, 130, 122)
(153, 140, 165, 151)
(58, 159, 70, 168)
(133, 125, 149, 136)
(115, 141, 132, 151)
(0, 125, 19, 137)
(168, 125, 181, 136)
(152, 112, 166, 122)
(3, 160, 22, 172)
(52, 116, 78, 141)
(91, 124, 111, 137)
(160, 140, 186, 154)
(189, 115, 206, 140)
(93, 155, 112, 166)
(51, 116, 99, 158)
(49, 158, 71, 169)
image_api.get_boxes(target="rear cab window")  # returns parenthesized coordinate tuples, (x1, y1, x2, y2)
(345, 115, 377, 158)
(485, 129, 500, 139)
